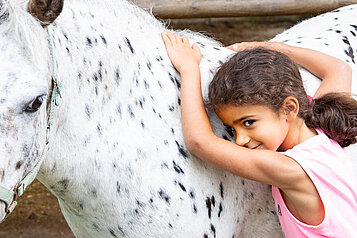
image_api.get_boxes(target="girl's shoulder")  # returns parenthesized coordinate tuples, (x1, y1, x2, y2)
(289, 129, 343, 155)
(281, 129, 354, 185)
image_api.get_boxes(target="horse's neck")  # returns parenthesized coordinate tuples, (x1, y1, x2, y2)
(38, 1, 167, 184)
(37, 0, 232, 188)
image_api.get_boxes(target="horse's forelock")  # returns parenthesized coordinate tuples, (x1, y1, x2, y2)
(0, 0, 50, 76)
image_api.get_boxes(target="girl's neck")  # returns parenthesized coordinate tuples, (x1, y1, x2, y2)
(279, 118, 317, 151)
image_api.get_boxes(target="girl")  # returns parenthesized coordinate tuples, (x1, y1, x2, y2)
(161, 31, 357, 237)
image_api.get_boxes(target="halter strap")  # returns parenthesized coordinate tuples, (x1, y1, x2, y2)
(0, 27, 61, 218)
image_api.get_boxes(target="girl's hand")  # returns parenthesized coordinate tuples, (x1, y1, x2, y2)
(226, 41, 282, 52)
(162, 31, 202, 73)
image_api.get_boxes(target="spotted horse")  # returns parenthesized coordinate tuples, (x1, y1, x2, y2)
(0, 0, 356, 237)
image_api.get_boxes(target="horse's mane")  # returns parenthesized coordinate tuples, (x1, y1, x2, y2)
(0, 0, 221, 76)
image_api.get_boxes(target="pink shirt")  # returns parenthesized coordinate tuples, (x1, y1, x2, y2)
(272, 129, 357, 237)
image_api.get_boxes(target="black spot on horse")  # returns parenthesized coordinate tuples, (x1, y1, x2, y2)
(156, 56, 163, 61)
(92, 223, 100, 231)
(116, 103, 122, 118)
(66, 47, 71, 56)
(15, 161, 23, 170)
(96, 123, 103, 136)
(158, 189, 171, 204)
(218, 203, 223, 218)
(124, 37, 135, 54)
(147, 61, 152, 71)
(175, 140, 189, 159)
(206, 197, 212, 219)
(109, 229, 118, 238)
(116, 181, 121, 194)
(189, 190, 195, 199)
(342, 36, 355, 63)
(114, 68, 121, 86)
(0, 8, 9, 23)
(86, 37, 93, 47)
(193, 204, 198, 213)
(85, 104, 92, 120)
(100, 35, 107, 45)
(178, 183, 187, 192)
(173, 161, 184, 174)
(92, 188, 98, 198)
(211, 224, 216, 237)
(58, 179, 69, 190)
(168, 72, 181, 89)
(127, 105, 135, 118)
(79, 202, 84, 210)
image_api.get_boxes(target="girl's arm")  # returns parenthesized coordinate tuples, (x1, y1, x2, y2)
(161, 31, 306, 189)
(227, 42, 352, 98)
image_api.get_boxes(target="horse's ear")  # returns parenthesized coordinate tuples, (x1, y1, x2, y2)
(28, 0, 64, 27)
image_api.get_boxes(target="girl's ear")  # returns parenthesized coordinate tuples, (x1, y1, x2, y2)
(281, 96, 299, 121)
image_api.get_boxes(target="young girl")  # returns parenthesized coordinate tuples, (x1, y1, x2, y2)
(161, 31, 357, 237)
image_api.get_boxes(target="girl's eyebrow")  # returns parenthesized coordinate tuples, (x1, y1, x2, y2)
(233, 115, 256, 124)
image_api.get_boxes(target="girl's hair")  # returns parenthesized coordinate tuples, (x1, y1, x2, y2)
(208, 47, 357, 147)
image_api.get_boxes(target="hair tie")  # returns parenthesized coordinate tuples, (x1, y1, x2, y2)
(307, 95, 314, 103)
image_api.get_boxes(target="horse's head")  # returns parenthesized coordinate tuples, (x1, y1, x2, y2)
(0, 0, 63, 222)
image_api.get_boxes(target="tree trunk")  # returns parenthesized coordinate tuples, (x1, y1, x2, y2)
(134, 0, 357, 18)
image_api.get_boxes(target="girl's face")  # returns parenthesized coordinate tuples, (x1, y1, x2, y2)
(216, 104, 290, 151)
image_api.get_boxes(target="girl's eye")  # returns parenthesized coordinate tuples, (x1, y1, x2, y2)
(243, 120, 255, 127)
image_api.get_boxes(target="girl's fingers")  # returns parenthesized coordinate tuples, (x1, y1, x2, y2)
(226, 43, 239, 51)
(166, 31, 179, 45)
(182, 37, 189, 44)
(173, 34, 183, 45)
(192, 43, 200, 52)
(165, 31, 187, 45)
(165, 31, 174, 44)
(161, 31, 172, 48)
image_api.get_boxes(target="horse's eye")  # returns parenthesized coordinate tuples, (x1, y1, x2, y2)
(25, 95, 46, 113)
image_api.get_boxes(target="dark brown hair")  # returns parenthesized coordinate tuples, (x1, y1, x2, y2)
(208, 47, 357, 147)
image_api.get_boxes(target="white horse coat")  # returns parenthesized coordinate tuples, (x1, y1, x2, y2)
(0, 1, 356, 237)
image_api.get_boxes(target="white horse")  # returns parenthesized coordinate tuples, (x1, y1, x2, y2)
(0, 0, 356, 237)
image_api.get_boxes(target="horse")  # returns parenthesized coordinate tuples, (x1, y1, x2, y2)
(0, 0, 356, 237)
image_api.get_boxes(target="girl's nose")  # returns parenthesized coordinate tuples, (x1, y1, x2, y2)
(235, 134, 250, 147)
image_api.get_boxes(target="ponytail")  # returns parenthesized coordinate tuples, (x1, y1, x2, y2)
(305, 93, 357, 147)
